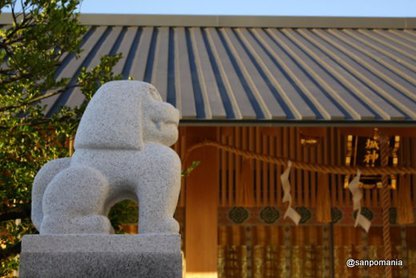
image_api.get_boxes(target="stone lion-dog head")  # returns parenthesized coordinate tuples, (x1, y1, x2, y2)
(75, 81, 180, 150)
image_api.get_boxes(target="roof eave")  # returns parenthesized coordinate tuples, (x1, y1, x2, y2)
(78, 14, 416, 29)
(179, 119, 416, 127)
(1, 13, 416, 28)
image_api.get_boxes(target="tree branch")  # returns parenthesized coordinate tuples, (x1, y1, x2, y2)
(3, 6, 33, 44)
(11, 1, 18, 26)
(0, 113, 79, 131)
(0, 85, 79, 112)
(0, 72, 31, 85)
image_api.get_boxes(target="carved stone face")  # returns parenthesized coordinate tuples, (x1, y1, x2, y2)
(142, 88, 180, 146)
(74, 81, 180, 150)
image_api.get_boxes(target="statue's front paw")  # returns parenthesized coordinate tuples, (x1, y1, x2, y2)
(163, 217, 180, 233)
(71, 215, 115, 234)
(40, 215, 114, 234)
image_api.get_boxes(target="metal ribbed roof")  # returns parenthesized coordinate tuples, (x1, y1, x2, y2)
(42, 20, 416, 124)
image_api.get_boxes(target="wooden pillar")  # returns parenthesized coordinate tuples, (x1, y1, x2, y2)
(185, 127, 219, 276)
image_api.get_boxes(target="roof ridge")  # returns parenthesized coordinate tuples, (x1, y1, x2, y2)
(1, 13, 416, 29)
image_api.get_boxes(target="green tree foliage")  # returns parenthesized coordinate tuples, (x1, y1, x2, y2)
(0, 1, 121, 275)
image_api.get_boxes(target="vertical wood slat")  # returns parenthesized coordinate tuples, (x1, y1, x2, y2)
(276, 127, 282, 207)
(364, 133, 372, 206)
(216, 128, 221, 187)
(242, 127, 247, 155)
(336, 128, 344, 208)
(324, 128, 330, 203)
(310, 129, 317, 208)
(392, 144, 398, 208)
(407, 138, 412, 204)
(262, 133, 269, 206)
(296, 128, 303, 206)
(221, 128, 227, 207)
(304, 135, 310, 208)
(365, 186, 371, 208)
(370, 155, 376, 206)
(178, 128, 185, 162)
(371, 129, 381, 207)
(256, 128, 262, 206)
(233, 128, 242, 206)
(282, 127, 289, 207)
(409, 138, 413, 205)
(407, 137, 410, 203)
(289, 127, 297, 206)
(338, 128, 348, 208)
(406, 137, 411, 203)
(409, 138, 413, 204)
(236, 127, 241, 205)
(412, 138, 416, 206)
(269, 134, 276, 206)
(320, 127, 331, 205)
(396, 137, 404, 209)
(364, 157, 371, 208)
(228, 128, 234, 207)
(372, 133, 379, 208)
(329, 128, 337, 209)
(242, 127, 248, 206)
(270, 226, 279, 245)
(299, 132, 311, 207)
(249, 127, 255, 205)
(396, 134, 410, 206)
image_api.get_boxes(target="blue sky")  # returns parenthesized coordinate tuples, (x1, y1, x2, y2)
(78, 0, 416, 17)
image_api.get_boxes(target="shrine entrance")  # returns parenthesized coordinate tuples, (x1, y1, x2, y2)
(178, 126, 416, 278)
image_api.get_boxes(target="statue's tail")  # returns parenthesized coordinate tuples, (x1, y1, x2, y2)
(32, 158, 71, 231)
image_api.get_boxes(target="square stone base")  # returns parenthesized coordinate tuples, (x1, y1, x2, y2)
(19, 234, 182, 278)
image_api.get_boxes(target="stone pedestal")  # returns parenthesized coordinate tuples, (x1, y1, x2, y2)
(19, 234, 182, 278)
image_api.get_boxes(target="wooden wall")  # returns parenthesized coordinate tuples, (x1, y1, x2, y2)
(210, 126, 415, 210)
(175, 126, 416, 276)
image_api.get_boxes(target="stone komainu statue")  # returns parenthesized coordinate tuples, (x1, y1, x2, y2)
(31, 81, 181, 234)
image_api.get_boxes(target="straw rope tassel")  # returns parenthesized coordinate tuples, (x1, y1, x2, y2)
(380, 136, 392, 278)
(281, 161, 301, 225)
(348, 170, 371, 232)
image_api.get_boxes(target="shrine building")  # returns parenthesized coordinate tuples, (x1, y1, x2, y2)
(5, 14, 416, 277)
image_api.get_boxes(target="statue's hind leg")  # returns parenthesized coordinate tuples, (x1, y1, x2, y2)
(40, 166, 113, 234)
